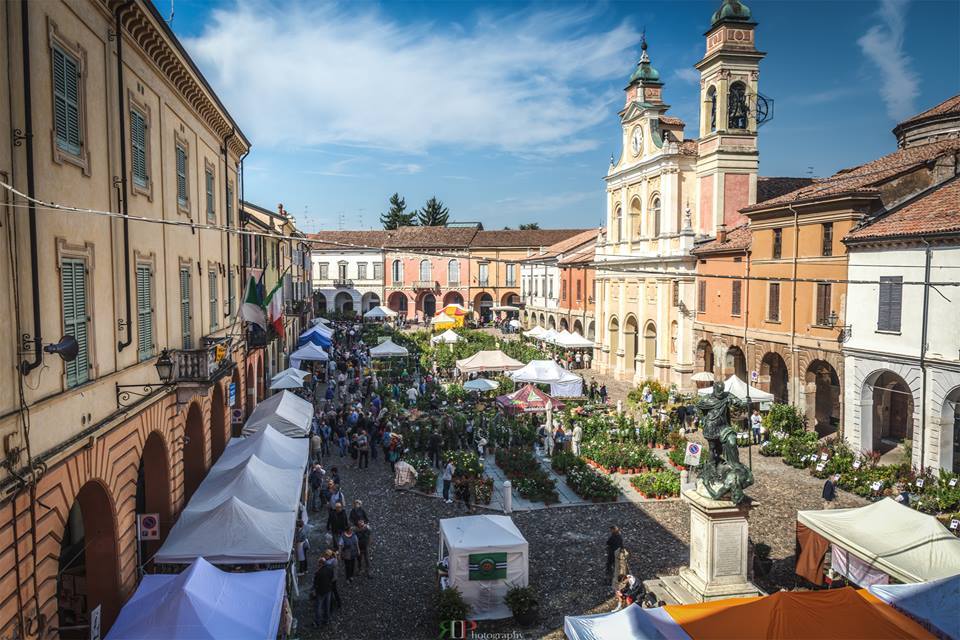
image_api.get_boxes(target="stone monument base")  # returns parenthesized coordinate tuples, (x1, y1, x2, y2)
(653, 489, 763, 604)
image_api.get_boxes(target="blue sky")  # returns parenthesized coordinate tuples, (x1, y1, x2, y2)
(164, 0, 959, 232)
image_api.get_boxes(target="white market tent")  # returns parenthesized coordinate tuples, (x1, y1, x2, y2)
(456, 350, 524, 374)
(271, 367, 309, 383)
(303, 321, 334, 337)
(311, 316, 332, 327)
(553, 331, 594, 349)
(523, 325, 546, 338)
(269, 372, 305, 390)
(508, 319, 522, 328)
(363, 305, 397, 320)
(106, 558, 285, 640)
(183, 455, 304, 513)
(538, 328, 560, 344)
(242, 390, 313, 437)
(509, 359, 583, 397)
(798, 498, 960, 583)
(155, 496, 297, 565)
(431, 329, 462, 344)
(369, 338, 409, 358)
(697, 375, 774, 407)
(463, 378, 500, 393)
(289, 342, 330, 368)
(868, 574, 960, 639)
(439, 515, 529, 620)
(564, 604, 687, 640)
(431, 312, 456, 326)
(217, 426, 309, 472)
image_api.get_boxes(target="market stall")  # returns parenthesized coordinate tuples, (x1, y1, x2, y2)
(438, 515, 529, 620)
(523, 326, 546, 339)
(496, 383, 564, 414)
(289, 341, 330, 369)
(868, 574, 960, 639)
(431, 312, 457, 331)
(796, 498, 960, 585)
(298, 323, 333, 348)
(107, 558, 286, 640)
(553, 331, 594, 349)
(463, 378, 500, 393)
(183, 454, 304, 513)
(269, 367, 309, 390)
(509, 359, 583, 397)
(242, 390, 313, 437)
(456, 350, 524, 374)
(431, 329, 462, 345)
(217, 425, 310, 471)
(369, 338, 410, 358)
(363, 305, 397, 322)
(697, 375, 774, 409)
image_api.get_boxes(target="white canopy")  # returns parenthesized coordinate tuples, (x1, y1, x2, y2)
(301, 322, 334, 339)
(369, 338, 409, 358)
(456, 350, 524, 374)
(439, 515, 529, 620)
(697, 375, 774, 406)
(106, 558, 285, 640)
(269, 372, 305, 390)
(183, 454, 303, 514)
(869, 574, 960, 639)
(463, 378, 500, 392)
(490, 305, 519, 312)
(242, 391, 313, 437)
(218, 426, 309, 471)
(509, 359, 583, 397)
(798, 498, 960, 583)
(508, 319, 522, 328)
(564, 604, 688, 640)
(431, 329, 461, 344)
(271, 367, 309, 383)
(363, 305, 397, 320)
(311, 316, 332, 327)
(523, 326, 545, 338)
(538, 328, 559, 343)
(431, 312, 456, 325)
(155, 496, 296, 564)
(289, 342, 330, 368)
(553, 331, 594, 349)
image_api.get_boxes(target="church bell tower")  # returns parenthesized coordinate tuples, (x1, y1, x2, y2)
(695, 0, 766, 234)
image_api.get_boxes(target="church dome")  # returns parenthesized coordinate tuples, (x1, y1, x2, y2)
(711, 0, 752, 25)
(629, 39, 660, 84)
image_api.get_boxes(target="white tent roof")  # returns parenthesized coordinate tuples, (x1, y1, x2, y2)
(301, 322, 334, 339)
(456, 350, 524, 373)
(508, 319, 522, 328)
(271, 367, 309, 383)
(363, 305, 397, 319)
(311, 316, 331, 327)
(369, 338, 409, 358)
(510, 359, 581, 384)
(440, 515, 527, 554)
(242, 391, 313, 437)
(431, 329, 461, 344)
(218, 426, 309, 471)
(697, 375, 774, 403)
(106, 558, 285, 640)
(463, 378, 500, 392)
(269, 373, 304, 390)
(289, 342, 330, 368)
(868, 574, 960, 639)
(564, 604, 689, 640)
(183, 454, 303, 514)
(538, 328, 560, 343)
(523, 326, 545, 338)
(798, 498, 960, 583)
(431, 312, 456, 325)
(155, 496, 296, 564)
(553, 331, 594, 348)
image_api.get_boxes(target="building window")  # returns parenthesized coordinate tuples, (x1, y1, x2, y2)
(373, 262, 383, 280)
(130, 109, 148, 188)
(61, 258, 89, 387)
(822, 223, 833, 257)
(319, 262, 329, 280)
(815, 282, 831, 326)
(707, 86, 717, 132)
(672, 280, 679, 307)
(651, 197, 661, 238)
(548, 276, 553, 299)
(731, 280, 742, 316)
(358, 263, 367, 280)
(576, 280, 582, 302)
(52, 45, 83, 157)
(772, 228, 782, 260)
(419, 259, 431, 282)
(478, 263, 488, 287)
(180, 267, 192, 349)
(338, 262, 348, 281)
(878, 276, 903, 332)
(767, 282, 781, 322)
(561, 280, 567, 301)
(208, 270, 219, 331)
(176, 144, 189, 209)
(728, 81, 748, 129)
(392, 259, 403, 284)
(205, 168, 216, 222)
(615, 207, 623, 242)
(136, 264, 154, 361)
(226, 183, 234, 226)
(448, 259, 460, 284)
(697, 280, 707, 313)
(506, 263, 516, 287)
(227, 272, 235, 315)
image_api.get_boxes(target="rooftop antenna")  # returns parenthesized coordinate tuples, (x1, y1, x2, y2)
(806, 166, 814, 177)
(337, 212, 345, 231)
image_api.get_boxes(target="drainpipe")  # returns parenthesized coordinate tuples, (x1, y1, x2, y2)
(239, 148, 249, 286)
(743, 247, 752, 470)
(17, 0, 43, 375)
(918, 239, 932, 470)
(222, 129, 235, 322)
(115, 0, 135, 352)
(787, 202, 800, 406)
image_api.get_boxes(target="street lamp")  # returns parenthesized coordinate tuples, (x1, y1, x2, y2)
(824, 311, 852, 343)
(155, 349, 175, 382)
(116, 349, 176, 408)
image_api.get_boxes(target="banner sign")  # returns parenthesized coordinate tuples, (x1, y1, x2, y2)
(228, 382, 237, 407)
(468, 552, 507, 581)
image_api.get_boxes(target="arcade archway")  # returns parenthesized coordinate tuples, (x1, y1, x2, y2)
(806, 360, 840, 437)
(608, 317, 620, 367)
(210, 382, 227, 460)
(643, 321, 656, 380)
(761, 351, 789, 404)
(387, 292, 408, 315)
(624, 315, 639, 374)
(182, 402, 207, 503)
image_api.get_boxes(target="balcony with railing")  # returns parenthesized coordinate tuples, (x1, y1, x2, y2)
(447, 280, 461, 287)
(414, 280, 438, 289)
(333, 278, 353, 288)
(171, 336, 234, 384)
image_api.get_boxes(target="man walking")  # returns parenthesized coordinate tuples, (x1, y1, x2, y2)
(312, 555, 335, 627)
(751, 409, 763, 445)
(822, 475, 838, 509)
(606, 525, 623, 575)
(442, 459, 455, 504)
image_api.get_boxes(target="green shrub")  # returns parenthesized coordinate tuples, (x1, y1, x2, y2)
(781, 431, 819, 468)
(436, 586, 471, 622)
(630, 471, 680, 498)
(550, 450, 584, 475)
(566, 465, 619, 501)
(763, 403, 807, 435)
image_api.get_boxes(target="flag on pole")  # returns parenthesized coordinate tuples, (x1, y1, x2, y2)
(265, 279, 284, 335)
(239, 275, 266, 330)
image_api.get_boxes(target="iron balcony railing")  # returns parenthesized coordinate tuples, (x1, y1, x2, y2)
(171, 336, 234, 383)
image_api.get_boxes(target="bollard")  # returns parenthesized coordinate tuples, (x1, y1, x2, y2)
(503, 480, 512, 514)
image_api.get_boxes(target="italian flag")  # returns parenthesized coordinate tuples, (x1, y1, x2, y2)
(265, 279, 284, 335)
(239, 275, 266, 330)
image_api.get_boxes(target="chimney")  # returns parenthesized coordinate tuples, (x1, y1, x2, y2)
(717, 223, 728, 244)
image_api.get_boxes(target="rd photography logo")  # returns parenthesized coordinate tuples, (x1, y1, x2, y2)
(438, 620, 526, 640)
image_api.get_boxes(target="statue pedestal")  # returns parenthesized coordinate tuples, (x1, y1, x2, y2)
(654, 489, 763, 604)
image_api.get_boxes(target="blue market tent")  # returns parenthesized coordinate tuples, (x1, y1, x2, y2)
(298, 324, 333, 348)
(869, 574, 960, 639)
(106, 558, 285, 640)
(564, 604, 689, 640)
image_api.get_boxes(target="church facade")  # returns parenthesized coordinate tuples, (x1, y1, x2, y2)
(593, 0, 764, 390)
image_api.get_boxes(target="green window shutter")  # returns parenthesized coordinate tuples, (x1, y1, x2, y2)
(180, 268, 192, 349)
(136, 265, 154, 361)
(61, 259, 89, 387)
(205, 169, 215, 221)
(227, 272, 235, 315)
(53, 46, 82, 155)
(131, 110, 148, 187)
(176, 146, 188, 207)
(226, 184, 233, 226)
(209, 270, 219, 330)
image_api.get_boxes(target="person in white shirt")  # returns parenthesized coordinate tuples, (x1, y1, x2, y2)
(751, 409, 763, 444)
(571, 423, 583, 456)
(406, 385, 419, 406)
(442, 460, 455, 503)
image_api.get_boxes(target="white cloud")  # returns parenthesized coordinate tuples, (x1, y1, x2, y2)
(673, 68, 700, 84)
(184, 2, 641, 156)
(857, 0, 919, 121)
(383, 163, 423, 175)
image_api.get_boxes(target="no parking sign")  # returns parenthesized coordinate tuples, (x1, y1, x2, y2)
(684, 442, 702, 466)
(138, 513, 160, 541)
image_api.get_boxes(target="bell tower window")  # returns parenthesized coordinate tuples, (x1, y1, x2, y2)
(728, 81, 748, 130)
(707, 86, 717, 132)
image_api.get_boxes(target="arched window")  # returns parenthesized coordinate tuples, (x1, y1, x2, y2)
(728, 81, 748, 130)
(615, 206, 623, 242)
(707, 86, 717, 132)
(448, 259, 460, 285)
(630, 198, 642, 240)
(391, 259, 403, 284)
(419, 259, 431, 282)
(651, 196, 661, 238)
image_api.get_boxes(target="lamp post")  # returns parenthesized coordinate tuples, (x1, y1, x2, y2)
(115, 349, 176, 408)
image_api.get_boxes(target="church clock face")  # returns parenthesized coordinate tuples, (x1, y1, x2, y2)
(631, 126, 643, 156)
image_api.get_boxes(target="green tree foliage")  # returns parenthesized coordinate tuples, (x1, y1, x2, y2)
(416, 196, 449, 226)
(380, 192, 417, 229)
(518, 223, 540, 230)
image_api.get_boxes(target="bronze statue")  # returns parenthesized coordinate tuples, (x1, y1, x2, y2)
(695, 381, 754, 504)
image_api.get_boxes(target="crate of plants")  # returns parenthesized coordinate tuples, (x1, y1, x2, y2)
(566, 465, 619, 502)
(494, 448, 541, 479)
(408, 455, 438, 495)
(495, 448, 559, 504)
(667, 443, 688, 470)
(582, 441, 663, 474)
(629, 470, 681, 499)
(550, 450, 586, 475)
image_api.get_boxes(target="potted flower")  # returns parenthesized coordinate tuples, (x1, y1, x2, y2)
(504, 584, 539, 626)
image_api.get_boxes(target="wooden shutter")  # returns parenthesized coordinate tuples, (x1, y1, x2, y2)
(698, 280, 707, 313)
(816, 283, 831, 325)
(769, 282, 780, 322)
(878, 276, 902, 331)
(136, 265, 154, 360)
(180, 268, 192, 349)
(206, 170, 215, 221)
(130, 110, 148, 187)
(61, 259, 89, 387)
(731, 280, 742, 316)
(209, 270, 219, 330)
(226, 184, 234, 225)
(53, 46, 82, 155)
(176, 146, 188, 206)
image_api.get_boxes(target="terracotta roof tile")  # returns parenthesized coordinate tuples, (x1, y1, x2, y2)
(679, 139, 698, 156)
(743, 139, 960, 211)
(691, 224, 751, 255)
(308, 230, 391, 251)
(384, 225, 480, 248)
(844, 177, 960, 242)
(757, 177, 815, 203)
(557, 242, 596, 265)
(895, 94, 960, 129)
(524, 229, 599, 261)
(660, 115, 685, 127)
(471, 229, 591, 248)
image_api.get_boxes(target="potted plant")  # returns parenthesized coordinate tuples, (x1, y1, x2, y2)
(753, 542, 773, 577)
(436, 586, 470, 624)
(504, 585, 539, 626)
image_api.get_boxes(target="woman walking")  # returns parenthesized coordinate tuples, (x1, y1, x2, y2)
(339, 526, 360, 581)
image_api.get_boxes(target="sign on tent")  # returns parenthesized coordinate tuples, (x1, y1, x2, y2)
(469, 552, 507, 580)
